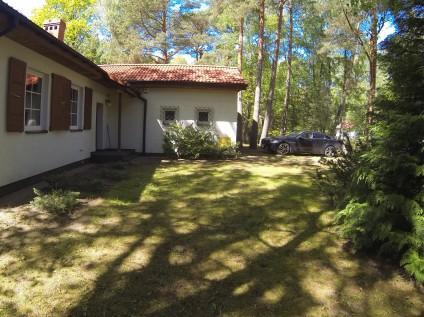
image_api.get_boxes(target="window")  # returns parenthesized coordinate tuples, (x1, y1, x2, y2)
(165, 110, 175, 121)
(161, 106, 179, 125)
(25, 70, 46, 130)
(195, 107, 213, 125)
(70, 85, 83, 129)
(300, 131, 312, 139)
(313, 132, 325, 139)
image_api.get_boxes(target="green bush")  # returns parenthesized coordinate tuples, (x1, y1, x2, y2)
(31, 188, 80, 214)
(163, 123, 238, 159)
(315, 137, 367, 208)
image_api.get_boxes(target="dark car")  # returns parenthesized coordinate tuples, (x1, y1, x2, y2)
(260, 130, 342, 156)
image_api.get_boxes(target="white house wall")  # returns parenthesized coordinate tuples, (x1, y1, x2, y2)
(0, 37, 109, 187)
(143, 88, 238, 153)
(104, 93, 144, 152)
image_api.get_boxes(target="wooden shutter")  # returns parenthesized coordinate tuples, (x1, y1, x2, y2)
(7, 57, 26, 132)
(83, 87, 93, 130)
(50, 73, 71, 131)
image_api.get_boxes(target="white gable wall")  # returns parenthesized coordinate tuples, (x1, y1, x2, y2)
(142, 88, 238, 153)
(0, 37, 109, 187)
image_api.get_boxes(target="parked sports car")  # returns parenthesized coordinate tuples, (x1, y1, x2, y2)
(260, 130, 342, 156)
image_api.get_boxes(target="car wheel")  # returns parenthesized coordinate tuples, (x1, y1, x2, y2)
(324, 145, 335, 157)
(277, 143, 290, 155)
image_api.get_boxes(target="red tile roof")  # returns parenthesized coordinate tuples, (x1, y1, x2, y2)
(99, 64, 247, 90)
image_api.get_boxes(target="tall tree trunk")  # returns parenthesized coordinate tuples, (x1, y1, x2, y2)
(367, 6, 378, 129)
(343, 3, 383, 139)
(280, 0, 293, 135)
(331, 50, 356, 136)
(260, 0, 285, 141)
(249, 0, 265, 149)
(237, 17, 244, 147)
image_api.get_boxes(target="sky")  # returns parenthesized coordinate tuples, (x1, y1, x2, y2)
(3, 0, 46, 17)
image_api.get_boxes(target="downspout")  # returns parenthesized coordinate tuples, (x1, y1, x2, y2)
(141, 96, 147, 155)
(117, 91, 122, 152)
(0, 15, 18, 37)
(125, 84, 147, 155)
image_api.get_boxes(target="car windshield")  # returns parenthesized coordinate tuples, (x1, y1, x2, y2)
(285, 131, 302, 137)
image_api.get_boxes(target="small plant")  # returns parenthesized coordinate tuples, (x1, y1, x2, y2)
(31, 188, 80, 214)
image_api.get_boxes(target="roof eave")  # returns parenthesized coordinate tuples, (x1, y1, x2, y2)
(0, 2, 122, 88)
(127, 80, 248, 91)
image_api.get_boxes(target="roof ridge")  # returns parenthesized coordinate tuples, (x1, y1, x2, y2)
(99, 64, 239, 69)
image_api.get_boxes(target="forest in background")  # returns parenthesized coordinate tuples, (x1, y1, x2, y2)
(31, 0, 393, 144)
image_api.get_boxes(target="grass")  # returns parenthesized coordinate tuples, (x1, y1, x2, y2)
(0, 153, 423, 316)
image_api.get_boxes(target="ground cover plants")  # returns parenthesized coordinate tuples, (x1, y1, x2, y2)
(0, 153, 423, 316)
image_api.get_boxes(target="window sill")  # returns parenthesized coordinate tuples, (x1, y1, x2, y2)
(25, 130, 48, 134)
(70, 129, 83, 132)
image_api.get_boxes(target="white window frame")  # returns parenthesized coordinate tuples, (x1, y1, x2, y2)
(70, 85, 83, 130)
(24, 69, 48, 131)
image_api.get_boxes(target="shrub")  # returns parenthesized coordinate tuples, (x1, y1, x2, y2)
(315, 137, 367, 208)
(163, 123, 238, 159)
(31, 188, 80, 214)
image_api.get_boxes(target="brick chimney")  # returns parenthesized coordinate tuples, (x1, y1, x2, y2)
(43, 19, 66, 41)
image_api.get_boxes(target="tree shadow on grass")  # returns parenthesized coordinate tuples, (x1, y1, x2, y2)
(67, 178, 320, 316)
(1, 156, 422, 316)
(65, 158, 423, 317)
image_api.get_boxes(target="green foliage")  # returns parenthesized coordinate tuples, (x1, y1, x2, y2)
(163, 123, 238, 159)
(31, 188, 80, 214)
(31, 0, 97, 55)
(315, 137, 367, 208)
(319, 1, 424, 283)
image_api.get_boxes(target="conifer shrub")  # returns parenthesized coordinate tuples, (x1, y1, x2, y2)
(163, 123, 238, 159)
(315, 137, 366, 208)
(318, 2, 424, 283)
(31, 188, 80, 214)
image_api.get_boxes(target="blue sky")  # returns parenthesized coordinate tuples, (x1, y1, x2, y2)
(4, 0, 46, 17)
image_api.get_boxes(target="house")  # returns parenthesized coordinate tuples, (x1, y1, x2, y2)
(0, 1, 247, 195)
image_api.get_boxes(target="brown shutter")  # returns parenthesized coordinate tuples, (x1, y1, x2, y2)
(7, 58, 26, 132)
(83, 87, 93, 130)
(50, 73, 71, 131)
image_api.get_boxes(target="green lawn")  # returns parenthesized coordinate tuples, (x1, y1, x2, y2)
(0, 153, 423, 316)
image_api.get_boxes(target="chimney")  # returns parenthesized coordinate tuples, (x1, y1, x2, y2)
(43, 19, 66, 41)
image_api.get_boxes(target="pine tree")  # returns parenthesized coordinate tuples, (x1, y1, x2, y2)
(337, 0, 424, 282)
